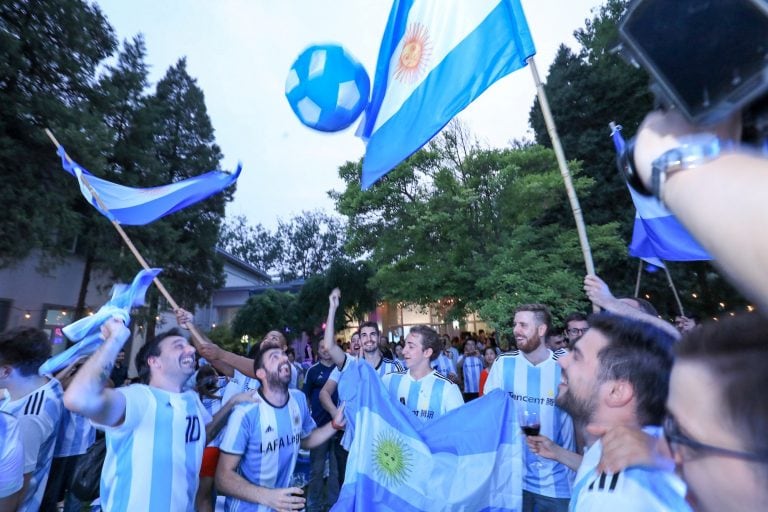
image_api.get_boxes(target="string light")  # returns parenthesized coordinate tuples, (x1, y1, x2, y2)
(747, 305, 755, 312)
(691, 293, 698, 299)
(23, 312, 31, 320)
(719, 302, 726, 309)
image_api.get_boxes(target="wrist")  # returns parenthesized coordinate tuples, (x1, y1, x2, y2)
(331, 418, 345, 431)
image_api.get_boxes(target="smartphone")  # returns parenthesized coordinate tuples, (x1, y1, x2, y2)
(618, 0, 768, 125)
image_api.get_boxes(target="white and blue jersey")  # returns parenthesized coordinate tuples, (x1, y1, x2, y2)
(222, 369, 260, 404)
(484, 349, 575, 499)
(95, 384, 210, 512)
(570, 427, 691, 512)
(459, 355, 483, 393)
(0, 378, 63, 511)
(381, 369, 464, 422)
(329, 354, 404, 383)
(431, 353, 456, 377)
(54, 408, 96, 457)
(219, 389, 316, 512)
(0, 411, 23, 499)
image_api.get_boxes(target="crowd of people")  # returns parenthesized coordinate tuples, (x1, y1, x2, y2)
(1, 265, 765, 511)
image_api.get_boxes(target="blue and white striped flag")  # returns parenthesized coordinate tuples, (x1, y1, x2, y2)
(58, 146, 241, 225)
(333, 360, 522, 511)
(610, 124, 711, 262)
(359, 0, 536, 189)
(39, 268, 160, 375)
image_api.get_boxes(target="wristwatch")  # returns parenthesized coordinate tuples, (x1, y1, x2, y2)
(650, 134, 721, 201)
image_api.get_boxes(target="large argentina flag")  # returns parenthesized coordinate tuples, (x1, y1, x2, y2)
(359, 0, 536, 189)
(333, 360, 522, 511)
(58, 146, 242, 225)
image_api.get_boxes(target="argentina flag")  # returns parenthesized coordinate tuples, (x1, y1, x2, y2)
(333, 360, 522, 511)
(39, 268, 161, 375)
(610, 124, 711, 262)
(58, 146, 241, 225)
(358, 0, 536, 189)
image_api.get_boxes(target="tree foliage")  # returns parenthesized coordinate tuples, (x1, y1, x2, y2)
(332, 121, 625, 332)
(220, 210, 346, 282)
(232, 289, 297, 340)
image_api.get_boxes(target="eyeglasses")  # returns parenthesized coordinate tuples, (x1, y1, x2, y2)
(566, 327, 589, 337)
(663, 414, 768, 463)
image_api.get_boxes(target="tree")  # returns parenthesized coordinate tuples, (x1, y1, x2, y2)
(527, 0, 749, 317)
(273, 211, 346, 282)
(0, 0, 116, 266)
(332, 121, 626, 332)
(232, 289, 297, 340)
(219, 215, 282, 274)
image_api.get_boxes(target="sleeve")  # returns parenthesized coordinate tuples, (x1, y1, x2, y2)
(327, 367, 341, 383)
(443, 382, 465, 413)
(483, 361, 502, 393)
(92, 384, 148, 434)
(219, 404, 251, 455)
(575, 485, 658, 512)
(15, 414, 49, 473)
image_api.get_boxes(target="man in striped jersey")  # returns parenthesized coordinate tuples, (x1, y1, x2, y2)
(64, 317, 247, 512)
(555, 314, 689, 511)
(381, 325, 463, 423)
(0, 326, 63, 512)
(216, 341, 346, 512)
(484, 304, 575, 512)
(318, 289, 403, 427)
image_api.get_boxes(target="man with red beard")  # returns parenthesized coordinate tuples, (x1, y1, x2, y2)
(484, 304, 575, 512)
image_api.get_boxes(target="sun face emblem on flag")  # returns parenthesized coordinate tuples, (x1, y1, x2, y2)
(372, 431, 413, 486)
(394, 23, 432, 84)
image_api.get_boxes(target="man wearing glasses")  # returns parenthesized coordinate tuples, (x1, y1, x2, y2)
(554, 313, 690, 511)
(563, 312, 589, 345)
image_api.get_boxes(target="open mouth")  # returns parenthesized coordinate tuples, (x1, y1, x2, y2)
(180, 355, 195, 366)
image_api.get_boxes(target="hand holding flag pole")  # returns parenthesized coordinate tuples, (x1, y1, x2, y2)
(45, 128, 209, 350)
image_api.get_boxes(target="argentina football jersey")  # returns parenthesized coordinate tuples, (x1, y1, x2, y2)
(0, 378, 63, 511)
(219, 389, 316, 512)
(382, 369, 463, 422)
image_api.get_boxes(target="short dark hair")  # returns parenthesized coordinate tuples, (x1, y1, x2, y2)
(515, 304, 552, 334)
(135, 328, 185, 384)
(588, 313, 675, 425)
(675, 314, 768, 457)
(564, 312, 588, 328)
(408, 325, 441, 361)
(0, 327, 51, 376)
(359, 321, 380, 335)
(253, 339, 285, 375)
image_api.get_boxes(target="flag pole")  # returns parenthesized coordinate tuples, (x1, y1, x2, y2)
(634, 259, 643, 298)
(661, 262, 686, 317)
(527, 57, 597, 309)
(45, 129, 207, 349)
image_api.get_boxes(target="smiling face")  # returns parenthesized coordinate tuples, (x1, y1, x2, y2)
(350, 333, 361, 352)
(555, 329, 608, 423)
(513, 311, 546, 354)
(150, 335, 197, 383)
(360, 326, 379, 354)
(402, 332, 431, 371)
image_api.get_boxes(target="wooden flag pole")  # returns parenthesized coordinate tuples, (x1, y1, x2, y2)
(528, 57, 597, 310)
(662, 263, 686, 317)
(46, 128, 207, 348)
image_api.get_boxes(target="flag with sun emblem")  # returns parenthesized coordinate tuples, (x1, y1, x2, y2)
(358, 0, 536, 189)
(333, 359, 523, 511)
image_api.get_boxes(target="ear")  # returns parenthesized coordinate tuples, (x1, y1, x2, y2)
(605, 379, 634, 408)
(424, 347, 434, 360)
(147, 355, 161, 370)
(255, 367, 267, 381)
(0, 364, 11, 379)
(537, 324, 548, 339)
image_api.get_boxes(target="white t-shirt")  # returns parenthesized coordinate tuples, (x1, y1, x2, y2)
(381, 369, 464, 422)
(0, 411, 23, 498)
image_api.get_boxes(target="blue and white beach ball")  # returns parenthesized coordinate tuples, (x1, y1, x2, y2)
(285, 44, 370, 132)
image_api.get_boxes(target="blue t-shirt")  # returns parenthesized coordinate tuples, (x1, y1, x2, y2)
(303, 362, 337, 425)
